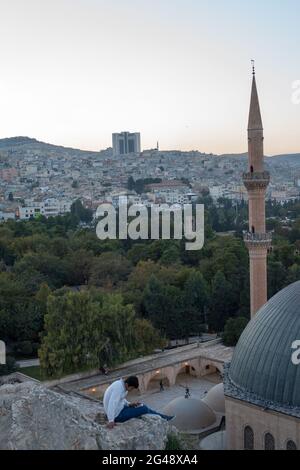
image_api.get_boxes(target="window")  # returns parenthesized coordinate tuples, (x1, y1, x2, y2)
(128, 139, 135, 153)
(119, 140, 125, 155)
(244, 426, 254, 450)
(264, 433, 275, 450)
(286, 440, 297, 450)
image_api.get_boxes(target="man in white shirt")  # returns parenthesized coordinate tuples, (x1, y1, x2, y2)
(103, 376, 174, 429)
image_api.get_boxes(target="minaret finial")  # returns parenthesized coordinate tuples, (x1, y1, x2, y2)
(251, 59, 255, 76)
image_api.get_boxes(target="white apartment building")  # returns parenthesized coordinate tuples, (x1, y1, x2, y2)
(18, 198, 72, 220)
(0, 211, 15, 221)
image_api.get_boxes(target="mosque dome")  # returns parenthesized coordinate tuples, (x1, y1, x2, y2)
(202, 383, 225, 414)
(199, 430, 226, 450)
(229, 281, 300, 408)
(162, 397, 216, 432)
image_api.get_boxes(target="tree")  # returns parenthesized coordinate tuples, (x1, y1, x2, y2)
(268, 260, 287, 297)
(223, 317, 249, 346)
(39, 291, 163, 377)
(0, 240, 16, 265)
(127, 176, 135, 191)
(160, 245, 181, 266)
(65, 249, 94, 285)
(286, 264, 300, 285)
(124, 260, 161, 313)
(183, 271, 209, 335)
(208, 271, 233, 332)
(142, 276, 184, 339)
(0, 356, 17, 376)
(133, 318, 166, 354)
(71, 199, 93, 223)
(13, 253, 68, 289)
(89, 252, 132, 288)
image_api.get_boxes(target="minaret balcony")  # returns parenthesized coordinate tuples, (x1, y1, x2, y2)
(243, 231, 272, 249)
(243, 171, 270, 190)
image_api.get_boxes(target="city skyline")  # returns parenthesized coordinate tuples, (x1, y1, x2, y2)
(0, 0, 299, 155)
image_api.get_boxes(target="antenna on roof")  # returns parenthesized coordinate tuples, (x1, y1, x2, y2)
(251, 59, 255, 76)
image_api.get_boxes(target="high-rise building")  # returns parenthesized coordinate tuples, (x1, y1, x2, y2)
(112, 132, 141, 156)
(243, 65, 272, 317)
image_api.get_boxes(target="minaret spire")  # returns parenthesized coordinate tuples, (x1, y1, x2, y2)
(243, 64, 272, 317)
(248, 62, 263, 132)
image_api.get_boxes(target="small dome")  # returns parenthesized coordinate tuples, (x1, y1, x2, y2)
(202, 383, 225, 414)
(229, 281, 300, 408)
(162, 397, 216, 432)
(199, 431, 226, 450)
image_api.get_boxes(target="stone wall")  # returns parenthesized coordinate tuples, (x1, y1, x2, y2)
(225, 396, 300, 450)
(0, 380, 175, 450)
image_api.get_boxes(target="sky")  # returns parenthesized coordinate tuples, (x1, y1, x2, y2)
(0, 0, 299, 155)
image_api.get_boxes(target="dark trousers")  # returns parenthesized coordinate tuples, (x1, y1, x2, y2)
(115, 404, 172, 423)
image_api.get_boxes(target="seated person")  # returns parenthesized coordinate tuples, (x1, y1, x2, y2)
(103, 376, 174, 429)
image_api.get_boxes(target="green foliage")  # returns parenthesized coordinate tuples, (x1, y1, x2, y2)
(0, 356, 17, 376)
(165, 434, 183, 450)
(126, 177, 162, 194)
(223, 317, 249, 346)
(39, 291, 163, 377)
(208, 271, 234, 332)
(18, 365, 44, 381)
(89, 253, 132, 288)
(182, 271, 209, 336)
(142, 276, 184, 338)
(0, 197, 299, 369)
(71, 199, 93, 223)
(127, 176, 135, 191)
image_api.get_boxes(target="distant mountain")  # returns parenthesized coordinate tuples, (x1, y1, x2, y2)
(0, 136, 106, 158)
(0, 137, 299, 165)
(267, 153, 300, 166)
(219, 151, 300, 166)
(0, 136, 39, 148)
(218, 152, 248, 159)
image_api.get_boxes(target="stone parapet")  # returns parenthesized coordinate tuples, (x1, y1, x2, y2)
(243, 231, 272, 250)
(243, 171, 270, 190)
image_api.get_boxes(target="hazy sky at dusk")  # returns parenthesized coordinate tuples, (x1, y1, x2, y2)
(0, 0, 299, 154)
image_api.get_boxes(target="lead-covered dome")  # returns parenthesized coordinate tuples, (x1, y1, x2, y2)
(202, 383, 225, 414)
(229, 281, 300, 408)
(162, 397, 216, 432)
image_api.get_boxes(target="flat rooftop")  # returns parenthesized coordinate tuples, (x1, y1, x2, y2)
(57, 341, 233, 393)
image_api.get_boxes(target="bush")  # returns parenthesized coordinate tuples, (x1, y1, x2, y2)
(14, 341, 33, 357)
(0, 356, 17, 376)
(165, 433, 183, 450)
(223, 317, 249, 346)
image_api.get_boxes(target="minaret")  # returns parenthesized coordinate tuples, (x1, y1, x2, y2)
(243, 62, 272, 317)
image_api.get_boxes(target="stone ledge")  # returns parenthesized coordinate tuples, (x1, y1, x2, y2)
(0, 381, 176, 450)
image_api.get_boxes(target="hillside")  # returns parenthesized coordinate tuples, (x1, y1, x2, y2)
(0, 136, 299, 167)
(0, 136, 107, 160)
